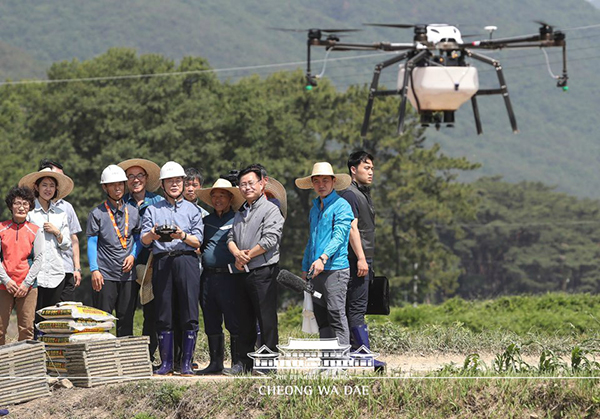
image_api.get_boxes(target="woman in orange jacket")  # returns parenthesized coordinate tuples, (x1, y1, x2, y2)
(0, 186, 45, 345)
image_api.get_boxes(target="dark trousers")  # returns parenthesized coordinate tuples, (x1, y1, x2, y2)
(35, 275, 68, 324)
(152, 254, 200, 333)
(93, 280, 139, 337)
(236, 264, 279, 370)
(346, 259, 373, 328)
(60, 273, 75, 302)
(201, 271, 240, 336)
(142, 300, 158, 361)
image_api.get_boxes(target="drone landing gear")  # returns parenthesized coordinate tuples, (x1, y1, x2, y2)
(361, 50, 429, 137)
(466, 49, 519, 135)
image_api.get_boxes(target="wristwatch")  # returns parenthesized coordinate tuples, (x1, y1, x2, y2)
(319, 255, 328, 264)
(75, 268, 82, 273)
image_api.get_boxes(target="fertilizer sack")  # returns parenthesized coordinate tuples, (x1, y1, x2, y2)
(46, 358, 68, 373)
(40, 333, 116, 345)
(36, 319, 115, 334)
(37, 304, 117, 321)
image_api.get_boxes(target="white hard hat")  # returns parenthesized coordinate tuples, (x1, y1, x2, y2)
(100, 164, 128, 184)
(159, 161, 186, 180)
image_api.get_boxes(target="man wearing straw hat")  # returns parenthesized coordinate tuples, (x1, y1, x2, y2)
(19, 168, 73, 329)
(141, 161, 203, 376)
(296, 162, 354, 346)
(196, 178, 245, 375)
(118, 158, 163, 361)
(227, 164, 284, 375)
(86, 164, 142, 337)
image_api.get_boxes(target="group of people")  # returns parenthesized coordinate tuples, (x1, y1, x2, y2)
(0, 150, 383, 375)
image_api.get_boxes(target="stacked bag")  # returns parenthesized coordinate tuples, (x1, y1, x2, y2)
(36, 302, 116, 375)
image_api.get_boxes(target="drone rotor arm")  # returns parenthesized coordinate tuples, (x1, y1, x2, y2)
(470, 33, 540, 48)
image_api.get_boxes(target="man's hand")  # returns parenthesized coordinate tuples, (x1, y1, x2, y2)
(122, 255, 135, 273)
(147, 225, 161, 241)
(73, 270, 82, 287)
(309, 258, 325, 279)
(5, 279, 18, 295)
(170, 226, 185, 241)
(234, 249, 251, 266)
(91, 270, 104, 292)
(14, 283, 29, 298)
(357, 258, 369, 278)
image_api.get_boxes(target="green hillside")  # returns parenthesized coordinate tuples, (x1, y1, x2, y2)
(0, 0, 599, 196)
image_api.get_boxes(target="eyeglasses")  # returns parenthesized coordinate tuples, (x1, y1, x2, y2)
(12, 201, 30, 209)
(127, 173, 147, 181)
(239, 180, 260, 190)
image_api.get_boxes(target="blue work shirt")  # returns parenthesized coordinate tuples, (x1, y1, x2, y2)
(302, 190, 354, 272)
(124, 191, 164, 264)
(201, 209, 235, 268)
(141, 197, 203, 254)
(87, 201, 141, 282)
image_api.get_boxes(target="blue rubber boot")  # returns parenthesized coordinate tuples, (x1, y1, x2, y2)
(350, 324, 386, 373)
(180, 331, 197, 376)
(155, 331, 174, 376)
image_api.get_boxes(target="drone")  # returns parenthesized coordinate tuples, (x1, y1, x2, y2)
(277, 22, 568, 136)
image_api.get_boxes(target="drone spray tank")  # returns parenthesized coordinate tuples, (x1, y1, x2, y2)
(397, 65, 479, 128)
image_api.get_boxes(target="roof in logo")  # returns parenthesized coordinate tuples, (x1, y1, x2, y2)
(248, 345, 280, 359)
(350, 345, 379, 358)
(277, 338, 351, 351)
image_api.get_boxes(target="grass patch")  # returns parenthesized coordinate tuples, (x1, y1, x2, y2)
(378, 293, 600, 335)
(20, 375, 600, 419)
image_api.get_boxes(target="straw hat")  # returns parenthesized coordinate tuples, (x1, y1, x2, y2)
(137, 254, 154, 305)
(294, 162, 352, 191)
(18, 168, 74, 201)
(265, 177, 288, 219)
(117, 158, 161, 192)
(196, 178, 245, 211)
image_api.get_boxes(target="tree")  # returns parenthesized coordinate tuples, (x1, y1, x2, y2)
(444, 177, 600, 298)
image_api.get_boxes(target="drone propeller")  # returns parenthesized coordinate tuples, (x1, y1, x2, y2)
(363, 23, 418, 29)
(534, 20, 553, 28)
(268, 27, 361, 33)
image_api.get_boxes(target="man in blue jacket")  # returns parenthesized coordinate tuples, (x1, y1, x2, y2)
(296, 162, 353, 345)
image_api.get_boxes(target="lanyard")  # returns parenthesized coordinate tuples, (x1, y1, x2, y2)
(104, 201, 129, 249)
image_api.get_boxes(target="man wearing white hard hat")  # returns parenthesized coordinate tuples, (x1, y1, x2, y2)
(141, 161, 203, 376)
(296, 162, 354, 346)
(86, 165, 142, 337)
(196, 178, 244, 375)
(18, 168, 73, 331)
(118, 158, 164, 363)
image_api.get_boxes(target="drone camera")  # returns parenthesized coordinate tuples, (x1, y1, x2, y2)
(443, 111, 455, 126)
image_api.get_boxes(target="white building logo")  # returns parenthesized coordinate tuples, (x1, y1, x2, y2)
(248, 338, 379, 373)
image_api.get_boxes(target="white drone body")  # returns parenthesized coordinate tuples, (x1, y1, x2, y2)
(399, 24, 477, 112)
(424, 24, 464, 44)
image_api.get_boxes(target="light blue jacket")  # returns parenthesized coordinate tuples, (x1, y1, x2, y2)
(302, 190, 354, 272)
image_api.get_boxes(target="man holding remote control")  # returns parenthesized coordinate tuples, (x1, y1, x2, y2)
(141, 161, 204, 376)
